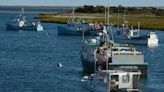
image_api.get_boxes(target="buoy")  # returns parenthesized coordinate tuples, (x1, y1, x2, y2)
(57, 63, 63, 68)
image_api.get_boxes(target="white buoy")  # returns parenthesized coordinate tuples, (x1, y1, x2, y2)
(57, 63, 63, 68)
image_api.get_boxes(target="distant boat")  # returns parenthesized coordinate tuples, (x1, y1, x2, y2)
(57, 7, 103, 36)
(114, 9, 158, 45)
(81, 70, 142, 92)
(6, 8, 43, 31)
(113, 21, 158, 45)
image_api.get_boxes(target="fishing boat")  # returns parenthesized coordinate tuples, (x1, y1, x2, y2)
(57, 8, 103, 36)
(113, 21, 158, 45)
(57, 22, 103, 36)
(6, 8, 43, 31)
(113, 8, 158, 45)
(81, 26, 148, 78)
(81, 70, 142, 92)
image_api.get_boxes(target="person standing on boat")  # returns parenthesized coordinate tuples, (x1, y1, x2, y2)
(96, 42, 110, 70)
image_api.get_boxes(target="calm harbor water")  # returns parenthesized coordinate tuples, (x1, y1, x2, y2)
(0, 8, 164, 92)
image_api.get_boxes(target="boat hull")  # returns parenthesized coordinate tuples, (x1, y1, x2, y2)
(112, 31, 149, 45)
(6, 23, 38, 31)
(81, 77, 106, 92)
(57, 26, 101, 36)
(81, 57, 147, 78)
(114, 38, 147, 45)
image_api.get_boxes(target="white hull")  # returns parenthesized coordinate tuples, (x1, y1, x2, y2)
(147, 32, 158, 46)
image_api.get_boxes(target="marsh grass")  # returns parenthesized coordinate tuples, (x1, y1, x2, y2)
(35, 13, 164, 30)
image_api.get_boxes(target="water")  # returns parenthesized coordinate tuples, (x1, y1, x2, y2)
(0, 8, 164, 92)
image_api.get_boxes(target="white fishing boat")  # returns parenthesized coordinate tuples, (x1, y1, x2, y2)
(81, 70, 142, 92)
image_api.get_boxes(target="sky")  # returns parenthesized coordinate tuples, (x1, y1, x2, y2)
(0, 0, 163, 7)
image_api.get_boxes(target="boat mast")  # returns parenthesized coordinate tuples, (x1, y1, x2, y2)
(93, 50, 97, 88)
(107, 0, 110, 25)
(20, 8, 25, 19)
(68, 7, 75, 23)
(123, 9, 128, 32)
(138, 21, 140, 36)
(106, 0, 110, 71)
(82, 31, 85, 42)
(105, 6, 107, 24)
(19, 8, 26, 27)
(107, 73, 110, 92)
(117, 6, 120, 29)
(72, 7, 75, 22)
(137, 10, 140, 36)
(123, 9, 126, 24)
(21, 8, 24, 15)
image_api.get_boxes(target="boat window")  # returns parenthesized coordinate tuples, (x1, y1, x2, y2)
(111, 75, 119, 81)
(122, 74, 130, 83)
(112, 48, 117, 51)
(133, 31, 138, 36)
(98, 76, 104, 82)
(89, 76, 93, 81)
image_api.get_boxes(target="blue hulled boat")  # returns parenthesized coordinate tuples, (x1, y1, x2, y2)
(57, 7, 103, 36)
(57, 22, 103, 36)
(112, 22, 158, 45)
(6, 8, 43, 31)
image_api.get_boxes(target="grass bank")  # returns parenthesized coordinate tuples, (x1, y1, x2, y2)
(34, 13, 164, 30)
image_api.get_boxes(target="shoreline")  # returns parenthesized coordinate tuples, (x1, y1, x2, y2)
(34, 13, 164, 31)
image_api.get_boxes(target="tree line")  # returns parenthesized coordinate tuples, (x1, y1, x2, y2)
(75, 5, 164, 16)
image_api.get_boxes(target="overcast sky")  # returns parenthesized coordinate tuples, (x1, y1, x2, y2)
(0, 0, 163, 7)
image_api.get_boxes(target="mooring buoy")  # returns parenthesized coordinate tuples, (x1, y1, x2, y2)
(57, 63, 63, 68)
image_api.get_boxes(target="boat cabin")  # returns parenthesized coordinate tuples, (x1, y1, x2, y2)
(81, 70, 142, 92)
(96, 70, 141, 92)
(148, 32, 158, 46)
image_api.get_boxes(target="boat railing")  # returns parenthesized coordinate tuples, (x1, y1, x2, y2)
(126, 88, 143, 92)
(112, 47, 144, 54)
(112, 51, 143, 55)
